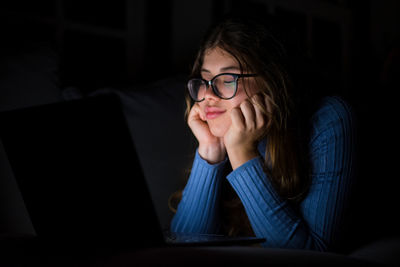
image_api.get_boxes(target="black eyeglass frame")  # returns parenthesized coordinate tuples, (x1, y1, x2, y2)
(187, 73, 258, 102)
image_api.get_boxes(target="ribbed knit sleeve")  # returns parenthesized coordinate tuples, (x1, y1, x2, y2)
(170, 150, 227, 234)
(227, 96, 356, 251)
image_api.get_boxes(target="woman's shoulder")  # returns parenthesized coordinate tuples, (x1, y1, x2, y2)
(317, 95, 353, 113)
(309, 95, 356, 134)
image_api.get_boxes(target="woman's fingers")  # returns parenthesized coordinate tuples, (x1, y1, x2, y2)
(229, 93, 273, 139)
(251, 94, 267, 129)
(239, 100, 256, 130)
(230, 107, 245, 131)
(188, 103, 205, 122)
(231, 94, 269, 131)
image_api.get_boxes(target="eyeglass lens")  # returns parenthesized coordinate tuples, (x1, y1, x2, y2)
(189, 74, 237, 101)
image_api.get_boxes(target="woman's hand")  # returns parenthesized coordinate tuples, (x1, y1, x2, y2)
(188, 103, 226, 164)
(224, 94, 271, 170)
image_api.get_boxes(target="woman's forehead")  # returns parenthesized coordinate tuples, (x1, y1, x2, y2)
(202, 47, 240, 74)
(203, 47, 237, 63)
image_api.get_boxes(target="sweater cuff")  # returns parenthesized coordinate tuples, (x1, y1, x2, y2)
(227, 156, 265, 180)
(226, 156, 281, 201)
(194, 148, 228, 169)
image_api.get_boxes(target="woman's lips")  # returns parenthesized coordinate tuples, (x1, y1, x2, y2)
(205, 107, 226, 120)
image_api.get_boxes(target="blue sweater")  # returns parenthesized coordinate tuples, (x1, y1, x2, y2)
(171, 96, 356, 251)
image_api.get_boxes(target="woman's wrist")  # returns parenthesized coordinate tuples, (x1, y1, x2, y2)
(198, 143, 226, 164)
(226, 145, 259, 170)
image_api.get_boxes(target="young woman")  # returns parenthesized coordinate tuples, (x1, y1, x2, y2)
(170, 17, 356, 252)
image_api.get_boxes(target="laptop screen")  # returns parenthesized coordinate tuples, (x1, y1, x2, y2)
(0, 94, 164, 250)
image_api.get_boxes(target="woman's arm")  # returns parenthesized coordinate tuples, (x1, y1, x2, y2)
(171, 101, 228, 233)
(227, 97, 356, 251)
(170, 150, 227, 234)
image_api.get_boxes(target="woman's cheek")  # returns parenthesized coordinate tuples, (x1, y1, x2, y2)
(232, 91, 250, 108)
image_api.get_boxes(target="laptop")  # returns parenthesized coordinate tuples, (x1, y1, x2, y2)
(0, 94, 264, 254)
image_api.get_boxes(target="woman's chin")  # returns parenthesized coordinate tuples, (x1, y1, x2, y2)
(207, 115, 231, 138)
(209, 125, 228, 138)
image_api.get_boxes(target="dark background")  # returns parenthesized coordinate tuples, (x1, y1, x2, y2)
(0, 0, 399, 104)
(0, 0, 397, 91)
(1, 0, 399, 130)
(0, 0, 399, 249)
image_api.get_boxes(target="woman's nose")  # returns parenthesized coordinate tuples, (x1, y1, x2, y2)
(204, 85, 219, 101)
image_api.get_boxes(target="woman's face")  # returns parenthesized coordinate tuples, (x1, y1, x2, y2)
(199, 47, 259, 137)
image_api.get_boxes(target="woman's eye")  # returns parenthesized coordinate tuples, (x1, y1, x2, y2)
(224, 81, 235, 86)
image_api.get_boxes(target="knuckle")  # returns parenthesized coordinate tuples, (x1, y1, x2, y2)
(252, 94, 261, 103)
(231, 107, 240, 116)
(240, 100, 250, 108)
(237, 124, 245, 132)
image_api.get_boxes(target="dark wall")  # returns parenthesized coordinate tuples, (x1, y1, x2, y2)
(2, 0, 397, 94)
(0, 0, 398, 120)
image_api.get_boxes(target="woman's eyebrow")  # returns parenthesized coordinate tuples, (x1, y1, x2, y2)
(201, 66, 240, 73)
(200, 68, 211, 73)
(220, 66, 240, 72)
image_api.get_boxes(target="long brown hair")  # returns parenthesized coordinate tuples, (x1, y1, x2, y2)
(172, 16, 309, 237)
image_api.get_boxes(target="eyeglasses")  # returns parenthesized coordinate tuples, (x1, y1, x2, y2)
(187, 73, 258, 102)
